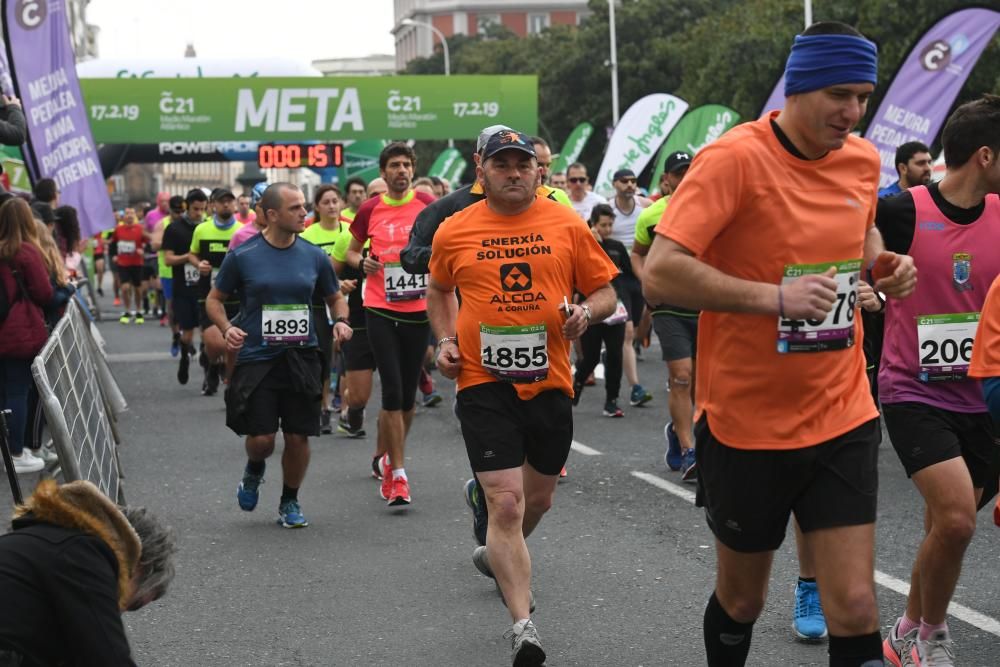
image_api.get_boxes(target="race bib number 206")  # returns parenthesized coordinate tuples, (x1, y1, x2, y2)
(777, 259, 860, 354)
(917, 312, 979, 382)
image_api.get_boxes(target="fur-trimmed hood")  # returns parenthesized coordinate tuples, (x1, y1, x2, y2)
(13, 480, 141, 610)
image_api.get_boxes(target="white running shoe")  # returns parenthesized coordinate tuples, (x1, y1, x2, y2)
(11, 450, 45, 474)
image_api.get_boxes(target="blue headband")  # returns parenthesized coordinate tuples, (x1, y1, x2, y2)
(784, 34, 878, 97)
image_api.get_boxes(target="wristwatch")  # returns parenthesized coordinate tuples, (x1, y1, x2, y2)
(580, 305, 592, 322)
(334, 317, 350, 326)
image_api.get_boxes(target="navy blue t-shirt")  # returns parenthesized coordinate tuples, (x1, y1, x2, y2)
(215, 234, 338, 363)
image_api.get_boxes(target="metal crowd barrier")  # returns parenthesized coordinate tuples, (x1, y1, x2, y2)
(30, 299, 128, 504)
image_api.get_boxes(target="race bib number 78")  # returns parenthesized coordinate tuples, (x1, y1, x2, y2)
(777, 259, 860, 354)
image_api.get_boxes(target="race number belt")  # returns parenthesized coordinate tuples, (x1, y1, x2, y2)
(777, 259, 860, 354)
(917, 312, 979, 382)
(183, 263, 200, 286)
(603, 300, 629, 326)
(117, 240, 136, 254)
(383, 262, 427, 302)
(480, 323, 548, 383)
(262, 304, 310, 344)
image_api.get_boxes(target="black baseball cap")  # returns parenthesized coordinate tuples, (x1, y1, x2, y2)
(664, 151, 693, 173)
(479, 129, 537, 161)
(612, 168, 636, 182)
(168, 195, 185, 213)
(212, 187, 236, 202)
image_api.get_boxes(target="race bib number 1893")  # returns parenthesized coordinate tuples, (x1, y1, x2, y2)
(917, 312, 979, 382)
(262, 304, 310, 344)
(480, 323, 548, 383)
(777, 259, 860, 354)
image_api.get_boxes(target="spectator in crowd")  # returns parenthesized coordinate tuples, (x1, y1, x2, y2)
(0, 198, 54, 474)
(0, 94, 26, 147)
(31, 178, 58, 208)
(0, 479, 177, 666)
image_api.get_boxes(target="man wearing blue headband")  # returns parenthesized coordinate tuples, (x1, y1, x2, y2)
(643, 22, 917, 667)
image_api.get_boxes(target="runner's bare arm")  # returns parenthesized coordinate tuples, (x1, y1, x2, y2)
(863, 226, 917, 299)
(323, 292, 353, 344)
(151, 221, 166, 251)
(163, 250, 189, 266)
(563, 284, 616, 340)
(630, 241, 649, 283)
(427, 277, 461, 379)
(206, 287, 245, 351)
(644, 236, 838, 320)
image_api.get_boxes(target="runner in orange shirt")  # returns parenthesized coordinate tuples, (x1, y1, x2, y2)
(428, 128, 617, 666)
(968, 273, 1000, 529)
(643, 22, 916, 667)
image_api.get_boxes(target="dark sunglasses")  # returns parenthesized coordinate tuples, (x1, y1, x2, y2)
(568, 177, 588, 184)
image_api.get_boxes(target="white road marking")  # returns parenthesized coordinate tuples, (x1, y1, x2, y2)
(622, 465, 1000, 637)
(571, 440, 603, 456)
(107, 352, 173, 362)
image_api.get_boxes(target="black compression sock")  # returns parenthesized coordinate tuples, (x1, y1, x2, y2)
(704, 592, 754, 667)
(172, 331, 181, 343)
(348, 407, 365, 430)
(245, 459, 265, 476)
(828, 632, 883, 667)
(280, 485, 299, 503)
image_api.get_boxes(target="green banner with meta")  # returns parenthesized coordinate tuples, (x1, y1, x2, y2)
(79, 76, 538, 143)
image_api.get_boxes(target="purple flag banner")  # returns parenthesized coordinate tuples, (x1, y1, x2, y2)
(2, 0, 112, 236)
(760, 74, 785, 117)
(865, 8, 1000, 188)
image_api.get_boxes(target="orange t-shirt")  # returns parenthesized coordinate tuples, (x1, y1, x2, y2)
(430, 196, 618, 400)
(655, 112, 879, 450)
(968, 274, 1000, 378)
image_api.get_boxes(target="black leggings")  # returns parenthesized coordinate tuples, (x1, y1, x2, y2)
(366, 310, 429, 412)
(574, 322, 625, 401)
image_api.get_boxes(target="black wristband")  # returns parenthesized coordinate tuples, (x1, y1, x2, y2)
(335, 317, 350, 325)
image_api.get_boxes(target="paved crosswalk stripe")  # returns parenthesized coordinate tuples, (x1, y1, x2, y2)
(570, 440, 603, 456)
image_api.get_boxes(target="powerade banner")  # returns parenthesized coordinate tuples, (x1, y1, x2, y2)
(2, 0, 113, 237)
(594, 94, 688, 198)
(865, 8, 1000, 188)
(79, 76, 538, 143)
(550, 122, 593, 175)
(646, 105, 740, 192)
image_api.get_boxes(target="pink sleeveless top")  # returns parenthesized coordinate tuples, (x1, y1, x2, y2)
(879, 186, 1000, 412)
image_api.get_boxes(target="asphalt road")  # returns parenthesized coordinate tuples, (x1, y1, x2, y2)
(6, 292, 1000, 666)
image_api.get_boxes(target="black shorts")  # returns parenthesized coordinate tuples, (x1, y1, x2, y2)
(199, 302, 240, 331)
(314, 309, 333, 382)
(343, 326, 376, 372)
(142, 259, 158, 281)
(882, 401, 999, 487)
(93, 253, 105, 261)
(117, 265, 142, 287)
(624, 278, 644, 327)
(456, 382, 573, 476)
(172, 294, 199, 331)
(652, 313, 698, 362)
(695, 415, 880, 553)
(226, 355, 320, 436)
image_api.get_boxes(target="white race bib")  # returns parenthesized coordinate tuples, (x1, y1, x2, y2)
(603, 300, 629, 326)
(261, 304, 310, 344)
(117, 240, 136, 254)
(917, 312, 979, 382)
(480, 323, 548, 383)
(183, 263, 200, 286)
(777, 260, 860, 354)
(383, 261, 427, 302)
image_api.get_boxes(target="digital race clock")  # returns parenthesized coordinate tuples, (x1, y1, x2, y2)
(257, 143, 344, 169)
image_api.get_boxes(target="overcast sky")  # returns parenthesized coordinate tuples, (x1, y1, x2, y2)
(86, 0, 397, 64)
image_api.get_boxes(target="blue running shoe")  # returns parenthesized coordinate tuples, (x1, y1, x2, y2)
(629, 384, 652, 407)
(680, 449, 697, 483)
(464, 478, 488, 546)
(170, 338, 180, 357)
(237, 469, 264, 511)
(277, 500, 309, 528)
(664, 422, 682, 471)
(793, 580, 827, 641)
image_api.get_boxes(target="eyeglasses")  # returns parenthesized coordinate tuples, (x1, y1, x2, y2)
(617, 178, 637, 185)
(568, 177, 588, 184)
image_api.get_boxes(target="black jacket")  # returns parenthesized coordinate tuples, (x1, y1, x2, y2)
(0, 103, 26, 146)
(401, 184, 482, 275)
(0, 516, 137, 666)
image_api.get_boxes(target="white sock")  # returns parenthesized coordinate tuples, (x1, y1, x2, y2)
(513, 618, 531, 634)
(392, 468, 407, 480)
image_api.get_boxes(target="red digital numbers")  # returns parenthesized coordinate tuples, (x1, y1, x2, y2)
(258, 144, 344, 169)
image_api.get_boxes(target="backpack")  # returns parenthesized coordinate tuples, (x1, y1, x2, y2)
(0, 261, 26, 323)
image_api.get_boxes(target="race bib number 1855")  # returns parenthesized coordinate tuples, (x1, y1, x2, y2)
(777, 259, 860, 354)
(480, 323, 548, 383)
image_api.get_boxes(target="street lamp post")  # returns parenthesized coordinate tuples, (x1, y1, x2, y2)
(400, 18, 453, 147)
(608, 0, 620, 127)
(804, 0, 813, 29)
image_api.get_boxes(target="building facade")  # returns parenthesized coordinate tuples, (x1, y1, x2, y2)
(393, 0, 590, 70)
